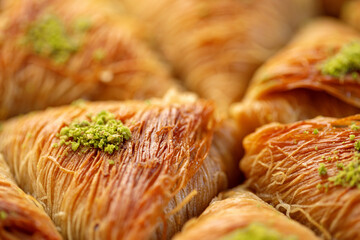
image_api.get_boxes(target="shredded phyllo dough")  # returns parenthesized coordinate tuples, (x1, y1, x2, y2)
(315, 123, 360, 189)
(241, 115, 360, 240)
(222, 223, 297, 240)
(55, 110, 131, 153)
(122, 0, 317, 107)
(25, 14, 90, 63)
(0, 155, 61, 239)
(328, 144, 360, 188)
(0, 96, 232, 239)
(321, 41, 360, 77)
(0, 0, 176, 119)
(173, 187, 318, 240)
(230, 19, 360, 148)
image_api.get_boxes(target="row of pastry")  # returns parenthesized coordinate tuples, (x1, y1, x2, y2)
(0, 0, 318, 119)
(1, 0, 360, 239)
(2, 0, 358, 120)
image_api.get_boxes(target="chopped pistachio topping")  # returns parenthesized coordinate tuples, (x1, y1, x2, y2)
(25, 15, 78, 63)
(93, 49, 106, 61)
(57, 110, 131, 154)
(352, 72, 359, 79)
(303, 131, 309, 135)
(73, 18, 92, 32)
(350, 134, 356, 141)
(108, 160, 115, 165)
(71, 99, 87, 107)
(351, 123, 360, 131)
(313, 129, 319, 135)
(25, 14, 91, 64)
(321, 41, 360, 77)
(221, 223, 297, 240)
(329, 152, 360, 188)
(318, 163, 327, 176)
(0, 211, 7, 220)
(355, 140, 360, 151)
(324, 183, 329, 193)
(336, 162, 344, 169)
(315, 146, 318, 151)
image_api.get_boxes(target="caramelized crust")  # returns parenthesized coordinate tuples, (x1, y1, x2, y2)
(0, 92, 237, 239)
(0, 154, 61, 240)
(174, 187, 319, 240)
(231, 19, 360, 140)
(122, 0, 317, 108)
(241, 115, 360, 240)
(0, 0, 176, 119)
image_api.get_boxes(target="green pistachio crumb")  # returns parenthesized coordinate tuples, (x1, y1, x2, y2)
(73, 18, 92, 32)
(327, 157, 332, 161)
(352, 72, 359, 79)
(328, 147, 360, 188)
(336, 162, 344, 169)
(318, 163, 327, 176)
(93, 49, 106, 61)
(71, 99, 87, 107)
(329, 159, 360, 188)
(351, 123, 360, 131)
(303, 131, 309, 134)
(316, 183, 323, 190)
(355, 140, 360, 151)
(108, 160, 115, 165)
(57, 110, 131, 154)
(0, 211, 7, 220)
(52, 143, 59, 148)
(315, 146, 318, 151)
(221, 223, 297, 240)
(25, 14, 80, 64)
(71, 141, 80, 151)
(324, 183, 329, 193)
(321, 41, 360, 77)
(350, 134, 356, 141)
(313, 129, 319, 135)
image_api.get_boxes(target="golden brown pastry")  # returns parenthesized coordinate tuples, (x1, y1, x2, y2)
(173, 186, 319, 240)
(0, 0, 177, 119)
(241, 115, 360, 240)
(121, 0, 318, 108)
(342, 0, 360, 31)
(0, 154, 61, 240)
(231, 18, 360, 140)
(0, 91, 238, 239)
